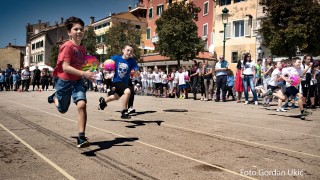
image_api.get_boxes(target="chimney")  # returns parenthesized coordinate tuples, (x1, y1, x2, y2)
(38, 20, 41, 25)
(128, 5, 132, 12)
(61, 17, 64, 24)
(8, 43, 12, 47)
(90, 16, 95, 25)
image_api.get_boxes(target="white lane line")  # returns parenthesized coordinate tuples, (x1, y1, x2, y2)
(0, 98, 256, 180)
(0, 124, 75, 180)
(170, 113, 320, 138)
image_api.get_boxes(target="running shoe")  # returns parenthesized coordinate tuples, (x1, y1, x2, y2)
(244, 101, 249, 105)
(262, 89, 273, 97)
(77, 136, 90, 148)
(254, 101, 258, 105)
(301, 110, 312, 116)
(127, 108, 136, 114)
(121, 109, 131, 119)
(276, 108, 287, 112)
(291, 105, 298, 109)
(98, 97, 107, 110)
(48, 93, 55, 104)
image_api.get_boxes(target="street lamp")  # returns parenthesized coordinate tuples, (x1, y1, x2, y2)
(222, 7, 229, 60)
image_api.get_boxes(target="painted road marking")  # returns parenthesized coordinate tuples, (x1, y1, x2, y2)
(0, 124, 75, 180)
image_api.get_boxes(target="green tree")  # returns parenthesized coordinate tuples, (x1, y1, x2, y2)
(49, 45, 59, 67)
(260, 0, 320, 57)
(155, 1, 204, 67)
(82, 27, 98, 56)
(104, 21, 142, 61)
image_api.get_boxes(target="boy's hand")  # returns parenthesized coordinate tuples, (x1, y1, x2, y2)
(83, 71, 95, 81)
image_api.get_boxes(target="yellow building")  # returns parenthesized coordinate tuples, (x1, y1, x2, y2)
(214, 0, 259, 71)
(0, 43, 25, 70)
(91, 9, 147, 61)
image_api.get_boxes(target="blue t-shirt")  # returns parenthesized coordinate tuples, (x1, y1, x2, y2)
(12, 74, 19, 82)
(227, 75, 234, 87)
(111, 55, 139, 85)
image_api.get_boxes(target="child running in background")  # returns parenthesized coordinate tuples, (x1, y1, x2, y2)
(281, 57, 311, 118)
(226, 69, 235, 101)
(256, 61, 286, 112)
(47, 17, 95, 148)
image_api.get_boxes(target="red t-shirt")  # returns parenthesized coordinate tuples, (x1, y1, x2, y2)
(53, 41, 86, 80)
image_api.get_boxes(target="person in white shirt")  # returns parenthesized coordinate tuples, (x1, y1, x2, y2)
(161, 70, 168, 97)
(21, 66, 31, 91)
(281, 57, 311, 118)
(177, 67, 186, 99)
(241, 53, 258, 105)
(256, 61, 286, 112)
(147, 68, 154, 95)
(140, 67, 148, 95)
(153, 67, 162, 97)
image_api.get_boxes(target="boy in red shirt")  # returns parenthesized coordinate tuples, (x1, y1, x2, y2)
(48, 17, 95, 148)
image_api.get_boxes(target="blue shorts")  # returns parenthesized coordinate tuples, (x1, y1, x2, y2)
(179, 84, 186, 90)
(54, 78, 87, 113)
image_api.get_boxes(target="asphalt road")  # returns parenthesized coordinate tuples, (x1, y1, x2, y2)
(0, 90, 319, 180)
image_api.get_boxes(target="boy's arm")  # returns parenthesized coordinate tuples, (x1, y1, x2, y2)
(62, 61, 95, 81)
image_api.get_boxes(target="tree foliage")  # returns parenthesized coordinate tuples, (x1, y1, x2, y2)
(82, 27, 98, 56)
(104, 21, 142, 61)
(156, 1, 204, 67)
(260, 0, 320, 57)
(49, 45, 59, 67)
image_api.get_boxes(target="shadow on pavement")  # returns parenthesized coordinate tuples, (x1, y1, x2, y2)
(115, 110, 157, 117)
(76, 137, 139, 156)
(105, 119, 164, 128)
(267, 113, 313, 121)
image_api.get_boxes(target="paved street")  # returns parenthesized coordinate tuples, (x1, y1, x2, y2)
(0, 90, 319, 180)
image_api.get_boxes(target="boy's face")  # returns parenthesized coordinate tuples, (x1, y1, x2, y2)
(122, 46, 134, 59)
(68, 23, 84, 44)
(293, 60, 301, 68)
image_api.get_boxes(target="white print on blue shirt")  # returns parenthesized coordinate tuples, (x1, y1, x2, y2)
(118, 62, 129, 79)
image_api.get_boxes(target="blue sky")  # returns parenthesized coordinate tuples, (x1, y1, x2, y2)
(0, 0, 137, 48)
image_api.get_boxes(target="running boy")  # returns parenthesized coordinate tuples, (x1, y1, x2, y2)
(98, 45, 139, 119)
(281, 57, 311, 118)
(47, 17, 95, 148)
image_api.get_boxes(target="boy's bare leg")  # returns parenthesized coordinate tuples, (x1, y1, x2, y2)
(77, 100, 87, 133)
(122, 88, 131, 110)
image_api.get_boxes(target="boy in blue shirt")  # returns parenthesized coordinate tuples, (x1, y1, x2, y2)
(99, 45, 139, 119)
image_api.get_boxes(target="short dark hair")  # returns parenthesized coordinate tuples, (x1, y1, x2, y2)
(65, 16, 84, 31)
(257, 58, 262, 62)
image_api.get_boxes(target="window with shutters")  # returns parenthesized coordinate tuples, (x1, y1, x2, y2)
(148, 8, 153, 19)
(234, 20, 244, 37)
(244, 19, 250, 36)
(252, 18, 257, 36)
(203, 23, 208, 37)
(203, 1, 209, 16)
(157, 4, 164, 16)
(147, 28, 151, 40)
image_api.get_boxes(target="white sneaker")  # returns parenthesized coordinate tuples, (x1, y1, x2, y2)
(127, 108, 136, 114)
(203, 98, 209, 101)
(255, 101, 258, 105)
(276, 108, 287, 112)
(244, 101, 249, 105)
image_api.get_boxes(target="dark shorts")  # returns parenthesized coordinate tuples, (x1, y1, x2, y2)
(301, 81, 316, 97)
(155, 83, 162, 90)
(111, 82, 133, 97)
(267, 85, 279, 92)
(285, 86, 299, 97)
